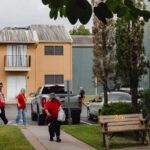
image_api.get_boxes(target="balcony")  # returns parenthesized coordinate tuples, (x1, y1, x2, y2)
(4, 55, 31, 71)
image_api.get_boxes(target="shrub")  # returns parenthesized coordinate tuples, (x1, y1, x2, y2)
(139, 88, 150, 120)
(100, 102, 132, 115)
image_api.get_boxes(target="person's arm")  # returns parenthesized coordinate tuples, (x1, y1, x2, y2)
(82, 101, 88, 107)
(16, 95, 21, 107)
(45, 109, 51, 117)
(44, 102, 51, 117)
(58, 100, 61, 110)
(79, 97, 88, 107)
(44, 104, 51, 125)
(0, 93, 5, 102)
(24, 96, 27, 102)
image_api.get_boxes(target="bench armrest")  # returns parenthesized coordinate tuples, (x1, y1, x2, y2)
(140, 118, 149, 126)
(100, 122, 108, 132)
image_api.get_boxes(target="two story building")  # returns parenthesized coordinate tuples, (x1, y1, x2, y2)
(0, 25, 72, 102)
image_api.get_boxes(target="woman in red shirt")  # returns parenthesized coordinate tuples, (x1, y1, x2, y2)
(16, 88, 27, 127)
(0, 82, 8, 124)
(44, 93, 61, 142)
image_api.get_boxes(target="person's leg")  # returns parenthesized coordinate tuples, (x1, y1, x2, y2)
(49, 119, 55, 141)
(22, 109, 26, 126)
(0, 107, 8, 124)
(55, 119, 61, 142)
(16, 109, 21, 124)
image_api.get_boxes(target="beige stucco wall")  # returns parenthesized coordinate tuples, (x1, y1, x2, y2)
(35, 42, 72, 89)
(0, 44, 37, 98)
(0, 42, 72, 100)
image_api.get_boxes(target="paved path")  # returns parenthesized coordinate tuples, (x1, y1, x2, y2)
(20, 125, 96, 150)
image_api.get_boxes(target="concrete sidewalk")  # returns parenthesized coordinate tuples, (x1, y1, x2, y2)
(20, 125, 96, 150)
(115, 146, 150, 150)
(20, 125, 150, 150)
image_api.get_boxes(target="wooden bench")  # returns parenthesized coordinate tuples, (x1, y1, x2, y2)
(99, 114, 150, 149)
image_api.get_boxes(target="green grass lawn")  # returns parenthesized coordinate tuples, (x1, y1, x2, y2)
(62, 124, 146, 150)
(0, 126, 34, 150)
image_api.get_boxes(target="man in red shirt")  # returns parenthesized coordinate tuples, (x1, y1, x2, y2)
(44, 93, 61, 142)
(16, 88, 27, 127)
(0, 82, 8, 124)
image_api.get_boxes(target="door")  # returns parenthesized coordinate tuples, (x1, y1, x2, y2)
(7, 76, 26, 99)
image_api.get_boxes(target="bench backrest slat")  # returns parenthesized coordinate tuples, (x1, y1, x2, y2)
(99, 114, 143, 123)
(108, 120, 141, 126)
(99, 114, 146, 132)
(107, 124, 145, 132)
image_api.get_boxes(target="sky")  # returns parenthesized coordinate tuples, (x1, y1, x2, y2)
(0, 0, 93, 32)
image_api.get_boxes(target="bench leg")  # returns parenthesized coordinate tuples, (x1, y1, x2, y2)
(103, 133, 106, 147)
(145, 131, 150, 145)
(142, 131, 150, 145)
(141, 131, 145, 144)
(105, 134, 109, 150)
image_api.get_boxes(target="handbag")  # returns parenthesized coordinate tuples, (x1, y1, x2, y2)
(57, 107, 66, 122)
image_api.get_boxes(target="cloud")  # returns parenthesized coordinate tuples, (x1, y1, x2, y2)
(0, 0, 92, 31)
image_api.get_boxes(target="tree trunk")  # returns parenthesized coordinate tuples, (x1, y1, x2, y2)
(103, 80, 108, 106)
(130, 76, 139, 113)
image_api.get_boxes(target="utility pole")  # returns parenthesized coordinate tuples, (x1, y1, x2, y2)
(67, 80, 71, 124)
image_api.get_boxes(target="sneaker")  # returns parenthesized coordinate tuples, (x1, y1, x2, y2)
(56, 137, 61, 142)
(7, 121, 12, 124)
(5, 121, 12, 125)
(12, 123, 18, 126)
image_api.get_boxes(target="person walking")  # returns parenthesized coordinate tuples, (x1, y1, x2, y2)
(16, 88, 27, 127)
(44, 93, 61, 142)
(79, 86, 86, 106)
(0, 82, 9, 125)
(79, 86, 85, 98)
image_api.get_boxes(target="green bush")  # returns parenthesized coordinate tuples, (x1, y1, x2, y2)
(100, 102, 132, 115)
(139, 88, 150, 119)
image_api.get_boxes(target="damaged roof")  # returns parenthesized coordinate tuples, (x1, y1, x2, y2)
(0, 25, 72, 43)
(0, 28, 38, 44)
(30, 25, 72, 43)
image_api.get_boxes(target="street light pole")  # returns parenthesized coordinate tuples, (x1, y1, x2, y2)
(67, 80, 71, 125)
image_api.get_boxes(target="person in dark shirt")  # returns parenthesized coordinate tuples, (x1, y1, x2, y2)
(79, 86, 85, 99)
(79, 86, 85, 107)
(44, 93, 61, 142)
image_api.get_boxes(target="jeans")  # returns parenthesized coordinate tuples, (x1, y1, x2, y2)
(16, 109, 26, 125)
(0, 107, 8, 124)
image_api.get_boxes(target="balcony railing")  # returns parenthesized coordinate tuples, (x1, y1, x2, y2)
(4, 55, 31, 71)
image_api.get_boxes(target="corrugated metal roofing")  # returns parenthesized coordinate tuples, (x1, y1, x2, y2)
(0, 25, 72, 43)
(71, 35, 93, 47)
(30, 25, 72, 43)
(0, 28, 38, 43)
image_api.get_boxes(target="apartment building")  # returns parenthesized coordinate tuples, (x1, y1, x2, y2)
(0, 25, 72, 101)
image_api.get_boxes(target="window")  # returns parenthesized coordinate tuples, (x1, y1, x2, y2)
(7, 45, 27, 67)
(45, 75, 64, 84)
(45, 46, 63, 55)
(42, 86, 67, 94)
